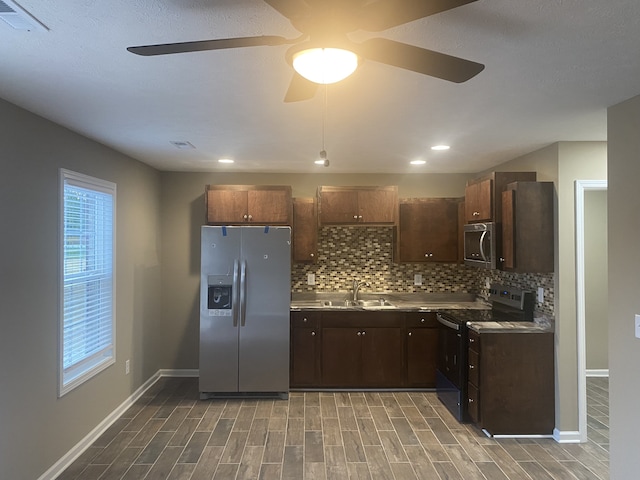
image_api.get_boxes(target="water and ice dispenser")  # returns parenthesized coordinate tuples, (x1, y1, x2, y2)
(207, 274, 233, 316)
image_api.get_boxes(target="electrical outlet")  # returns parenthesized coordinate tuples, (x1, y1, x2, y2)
(125, 359, 130, 375)
(307, 273, 315, 285)
(537, 287, 544, 304)
(414, 274, 422, 286)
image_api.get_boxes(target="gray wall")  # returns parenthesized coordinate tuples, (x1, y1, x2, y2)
(608, 93, 640, 479)
(0, 98, 163, 480)
(584, 190, 608, 371)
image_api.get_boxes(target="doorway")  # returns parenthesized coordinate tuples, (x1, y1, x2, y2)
(575, 179, 607, 442)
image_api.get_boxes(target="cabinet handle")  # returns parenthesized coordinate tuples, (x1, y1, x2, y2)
(311, 331, 316, 336)
(353, 215, 359, 219)
(424, 253, 433, 257)
(469, 365, 475, 369)
(473, 211, 480, 216)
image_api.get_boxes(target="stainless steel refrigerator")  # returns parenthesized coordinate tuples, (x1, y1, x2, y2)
(199, 225, 291, 399)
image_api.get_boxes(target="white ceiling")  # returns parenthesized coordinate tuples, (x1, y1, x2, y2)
(1, 0, 639, 174)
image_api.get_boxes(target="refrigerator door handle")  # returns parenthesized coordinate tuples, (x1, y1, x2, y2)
(232, 259, 240, 327)
(240, 259, 247, 327)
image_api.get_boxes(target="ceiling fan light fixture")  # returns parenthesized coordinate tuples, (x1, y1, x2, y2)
(292, 47, 358, 84)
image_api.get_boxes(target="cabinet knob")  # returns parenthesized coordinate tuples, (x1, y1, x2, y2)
(473, 211, 480, 216)
(469, 365, 475, 369)
(243, 214, 248, 220)
(311, 331, 316, 336)
(499, 257, 505, 262)
(408, 332, 412, 336)
(353, 215, 359, 219)
(469, 338, 475, 344)
(248, 214, 253, 221)
(303, 317, 307, 322)
(357, 331, 362, 336)
(421, 318, 425, 323)
(468, 398, 474, 403)
(362, 331, 366, 335)
(358, 215, 363, 220)
(310, 253, 314, 258)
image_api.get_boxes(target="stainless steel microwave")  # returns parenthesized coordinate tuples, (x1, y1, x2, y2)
(463, 223, 496, 269)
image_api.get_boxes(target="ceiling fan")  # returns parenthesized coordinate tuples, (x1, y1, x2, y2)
(127, 0, 484, 102)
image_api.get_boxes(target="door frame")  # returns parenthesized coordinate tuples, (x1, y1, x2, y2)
(575, 179, 607, 443)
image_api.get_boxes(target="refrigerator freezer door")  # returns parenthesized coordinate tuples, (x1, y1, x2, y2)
(199, 226, 241, 393)
(239, 227, 291, 393)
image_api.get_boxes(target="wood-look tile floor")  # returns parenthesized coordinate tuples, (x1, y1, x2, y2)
(58, 377, 609, 480)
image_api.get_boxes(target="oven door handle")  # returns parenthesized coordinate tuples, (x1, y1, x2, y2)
(437, 313, 460, 331)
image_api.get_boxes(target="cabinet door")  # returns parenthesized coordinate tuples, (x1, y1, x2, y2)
(398, 200, 459, 262)
(465, 179, 492, 223)
(321, 328, 361, 386)
(290, 327, 320, 387)
(406, 328, 438, 387)
(247, 189, 291, 224)
(501, 190, 516, 269)
(206, 189, 248, 224)
(292, 198, 317, 263)
(358, 189, 397, 224)
(319, 190, 359, 224)
(360, 327, 403, 387)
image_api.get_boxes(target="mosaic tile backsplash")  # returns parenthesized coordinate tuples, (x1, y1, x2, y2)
(291, 226, 555, 318)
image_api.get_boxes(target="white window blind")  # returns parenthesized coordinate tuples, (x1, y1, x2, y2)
(60, 169, 116, 395)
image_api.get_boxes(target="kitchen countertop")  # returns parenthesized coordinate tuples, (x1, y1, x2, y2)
(467, 320, 553, 333)
(290, 292, 490, 312)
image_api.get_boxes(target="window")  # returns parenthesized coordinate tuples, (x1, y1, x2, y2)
(59, 169, 116, 396)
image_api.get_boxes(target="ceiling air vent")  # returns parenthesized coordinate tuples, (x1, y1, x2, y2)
(0, 0, 47, 31)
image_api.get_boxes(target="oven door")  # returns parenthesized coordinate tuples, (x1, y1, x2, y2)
(436, 313, 467, 422)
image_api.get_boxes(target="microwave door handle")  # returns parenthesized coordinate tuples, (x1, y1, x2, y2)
(479, 229, 488, 265)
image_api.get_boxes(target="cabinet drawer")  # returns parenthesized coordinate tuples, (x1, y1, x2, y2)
(468, 330, 480, 351)
(467, 382, 480, 424)
(290, 311, 321, 328)
(404, 312, 438, 328)
(468, 348, 479, 386)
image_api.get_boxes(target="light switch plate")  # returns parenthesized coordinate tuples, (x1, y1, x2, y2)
(537, 287, 544, 304)
(414, 274, 422, 286)
(635, 314, 640, 339)
(307, 273, 315, 286)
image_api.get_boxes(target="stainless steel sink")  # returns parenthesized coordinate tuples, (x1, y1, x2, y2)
(319, 298, 395, 309)
(356, 299, 394, 307)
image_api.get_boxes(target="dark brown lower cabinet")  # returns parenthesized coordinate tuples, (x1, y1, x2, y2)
(291, 310, 438, 388)
(290, 312, 321, 387)
(405, 312, 439, 387)
(468, 330, 555, 435)
(321, 321, 403, 388)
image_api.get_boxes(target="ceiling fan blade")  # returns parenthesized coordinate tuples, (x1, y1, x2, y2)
(359, 0, 478, 31)
(263, 0, 311, 22)
(127, 35, 293, 56)
(284, 72, 319, 103)
(355, 37, 484, 83)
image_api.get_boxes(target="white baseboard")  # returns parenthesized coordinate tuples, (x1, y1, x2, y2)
(586, 369, 609, 377)
(38, 369, 198, 480)
(553, 428, 584, 443)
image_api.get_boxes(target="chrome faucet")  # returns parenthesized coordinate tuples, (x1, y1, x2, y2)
(352, 279, 370, 302)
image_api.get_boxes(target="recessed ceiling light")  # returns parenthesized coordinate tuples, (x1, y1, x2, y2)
(410, 160, 426, 165)
(431, 145, 450, 151)
(218, 158, 234, 164)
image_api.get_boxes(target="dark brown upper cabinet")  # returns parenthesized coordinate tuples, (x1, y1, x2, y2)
(396, 198, 461, 263)
(292, 197, 318, 263)
(205, 185, 292, 225)
(318, 186, 398, 225)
